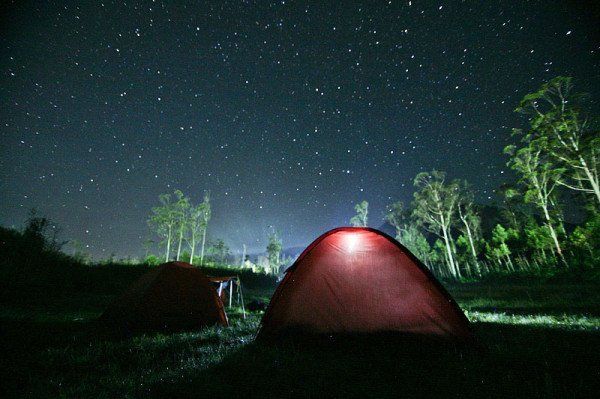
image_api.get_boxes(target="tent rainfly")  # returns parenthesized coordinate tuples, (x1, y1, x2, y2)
(100, 261, 228, 333)
(257, 227, 472, 341)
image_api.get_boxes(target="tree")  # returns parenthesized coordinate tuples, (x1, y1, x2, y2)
(504, 138, 566, 264)
(456, 181, 482, 266)
(385, 201, 432, 268)
(430, 239, 450, 278)
(266, 230, 283, 275)
(23, 209, 64, 253)
(350, 200, 369, 227)
(570, 213, 600, 267)
(198, 192, 212, 266)
(486, 224, 519, 271)
(143, 238, 155, 258)
(524, 222, 555, 264)
(70, 239, 90, 264)
(412, 171, 461, 278)
(148, 193, 178, 262)
(400, 225, 432, 268)
(497, 183, 531, 232)
(186, 200, 210, 264)
(173, 190, 190, 261)
(515, 76, 599, 208)
(209, 239, 230, 265)
(385, 201, 407, 234)
(240, 244, 247, 268)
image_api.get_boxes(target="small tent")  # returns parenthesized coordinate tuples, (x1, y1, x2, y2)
(101, 261, 228, 332)
(257, 227, 472, 341)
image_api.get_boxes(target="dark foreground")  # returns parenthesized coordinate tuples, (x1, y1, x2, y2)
(0, 267, 598, 398)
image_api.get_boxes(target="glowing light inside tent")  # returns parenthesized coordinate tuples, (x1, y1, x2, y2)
(343, 232, 361, 253)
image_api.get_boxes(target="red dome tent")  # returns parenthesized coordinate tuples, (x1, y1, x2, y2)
(101, 262, 228, 332)
(257, 227, 472, 341)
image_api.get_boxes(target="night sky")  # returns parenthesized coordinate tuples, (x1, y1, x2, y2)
(1, 1, 598, 258)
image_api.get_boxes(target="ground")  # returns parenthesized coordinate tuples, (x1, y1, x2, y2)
(0, 266, 598, 398)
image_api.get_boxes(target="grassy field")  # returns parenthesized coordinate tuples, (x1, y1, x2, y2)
(0, 266, 599, 398)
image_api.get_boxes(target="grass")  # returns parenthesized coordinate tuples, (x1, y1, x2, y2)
(0, 265, 599, 398)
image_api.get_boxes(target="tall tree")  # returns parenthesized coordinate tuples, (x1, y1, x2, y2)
(240, 244, 247, 268)
(186, 200, 209, 264)
(148, 193, 177, 262)
(266, 230, 283, 275)
(456, 181, 482, 265)
(524, 221, 555, 264)
(385, 201, 407, 235)
(497, 183, 530, 232)
(486, 224, 519, 271)
(350, 200, 369, 227)
(209, 239, 230, 264)
(412, 171, 461, 278)
(199, 192, 212, 266)
(515, 76, 599, 208)
(504, 138, 566, 264)
(385, 201, 432, 267)
(173, 190, 190, 261)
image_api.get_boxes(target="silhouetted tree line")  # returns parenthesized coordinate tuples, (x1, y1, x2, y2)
(0, 210, 70, 282)
(0, 210, 153, 292)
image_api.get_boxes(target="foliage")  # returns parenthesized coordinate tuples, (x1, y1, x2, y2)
(148, 190, 212, 265)
(486, 224, 519, 270)
(207, 239, 230, 264)
(186, 195, 211, 264)
(350, 200, 369, 227)
(456, 180, 482, 265)
(515, 76, 599, 209)
(266, 231, 283, 275)
(385, 201, 432, 268)
(0, 212, 81, 286)
(398, 225, 432, 267)
(144, 254, 162, 266)
(412, 170, 462, 278)
(147, 192, 178, 262)
(173, 189, 191, 261)
(569, 213, 600, 268)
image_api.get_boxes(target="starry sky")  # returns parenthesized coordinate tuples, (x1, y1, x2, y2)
(1, 1, 598, 258)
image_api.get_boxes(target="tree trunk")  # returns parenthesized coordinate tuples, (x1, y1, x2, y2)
(541, 205, 562, 254)
(547, 223, 560, 254)
(165, 225, 172, 262)
(539, 198, 567, 266)
(464, 222, 478, 262)
(176, 225, 184, 261)
(200, 227, 207, 266)
(540, 247, 547, 262)
(495, 255, 503, 270)
(190, 231, 196, 264)
(505, 253, 514, 272)
(441, 226, 459, 278)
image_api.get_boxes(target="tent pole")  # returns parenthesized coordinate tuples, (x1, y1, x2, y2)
(238, 276, 246, 319)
